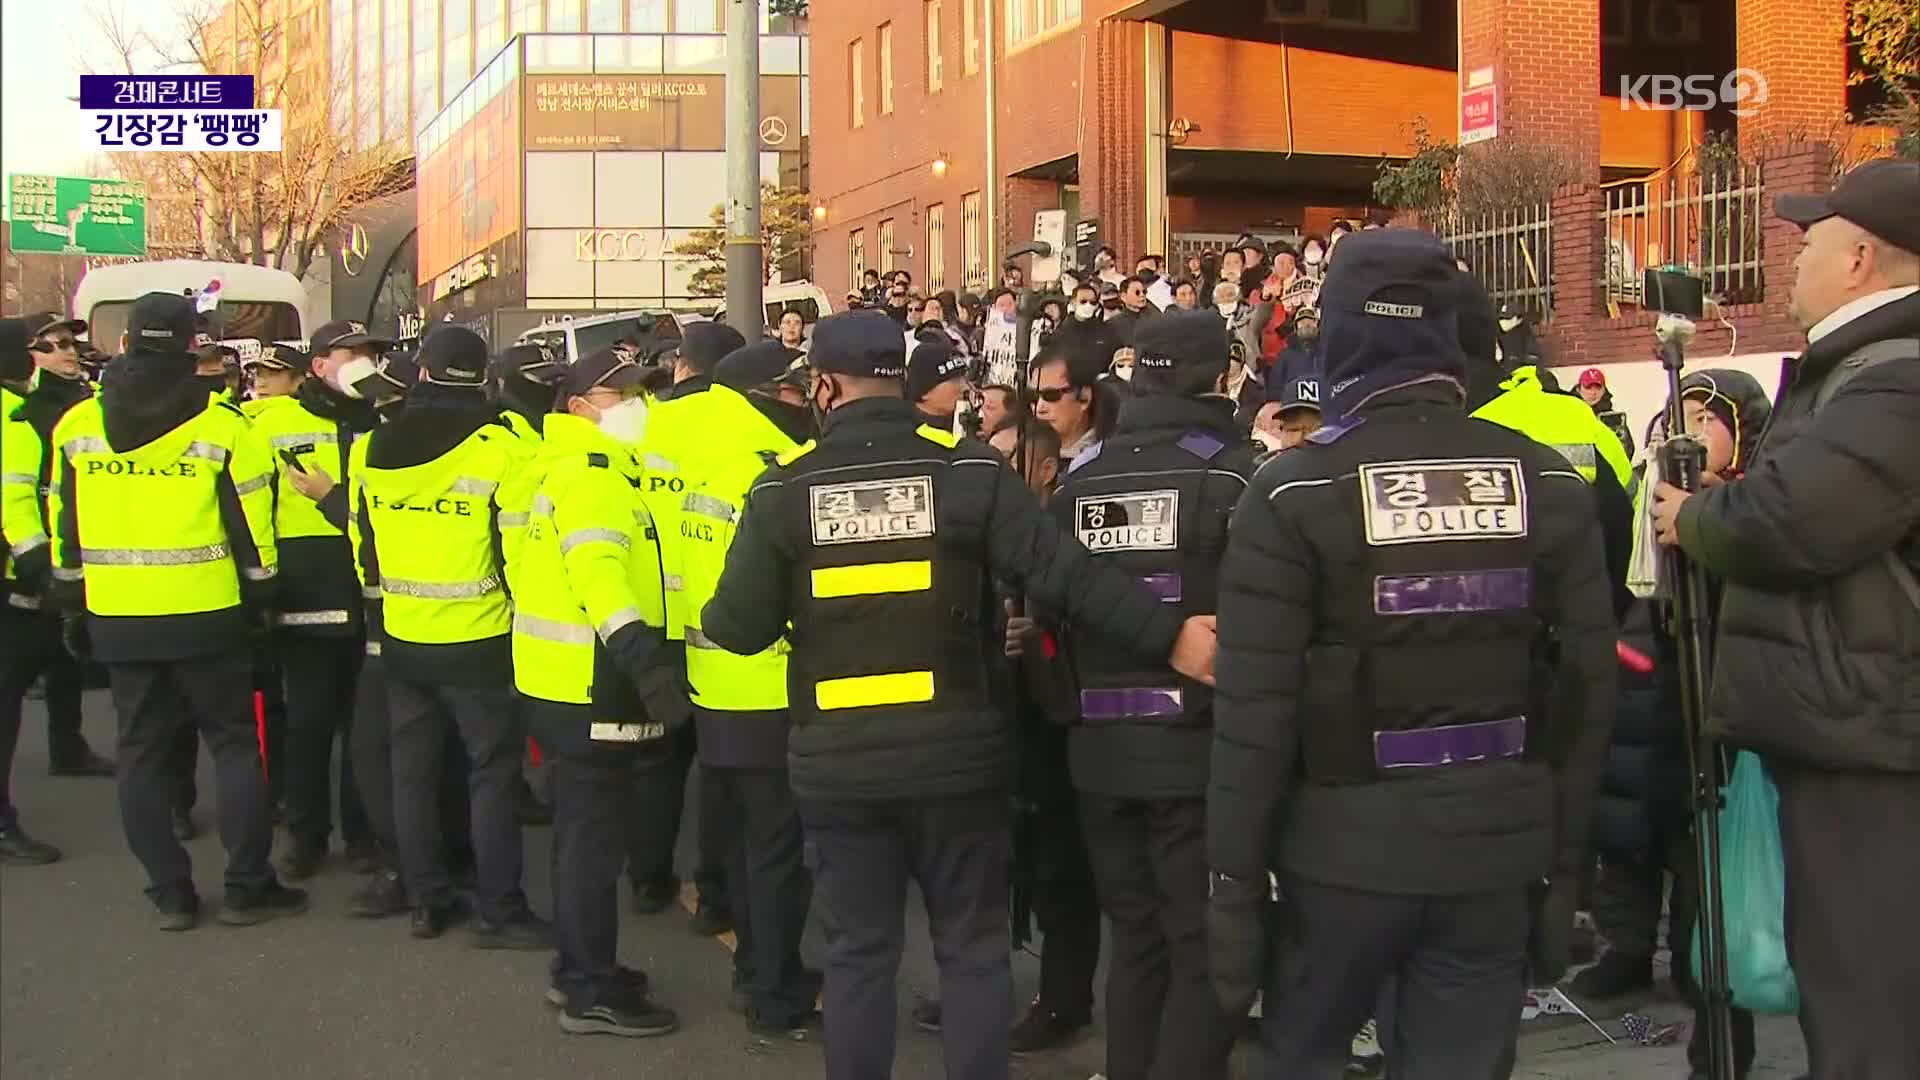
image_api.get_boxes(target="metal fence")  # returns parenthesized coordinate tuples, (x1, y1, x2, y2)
(1601, 161, 1766, 310)
(1440, 204, 1554, 321)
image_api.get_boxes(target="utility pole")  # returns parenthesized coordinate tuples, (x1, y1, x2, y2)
(724, 0, 764, 340)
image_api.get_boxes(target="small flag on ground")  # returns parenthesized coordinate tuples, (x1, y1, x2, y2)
(1522, 987, 1617, 1043)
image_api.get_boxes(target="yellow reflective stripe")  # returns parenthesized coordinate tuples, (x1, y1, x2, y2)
(497, 511, 529, 527)
(9, 535, 48, 558)
(2, 471, 39, 486)
(810, 560, 932, 599)
(597, 607, 641, 641)
(515, 612, 595, 644)
(383, 575, 501, 599)
(775, 439, 816, 466)
(274, 609, 353, 626)
(62, 436, 111, 456)
(560, 527, 630, 555)
(815, 670, 936, 711)
(233, 473, 273, 497)
(183, 441, 229, 463)
(81, 543, 230, 566)
(270, 432, 338, 448)
(915, 424, 960, 448)
(448, 477, 498, 495)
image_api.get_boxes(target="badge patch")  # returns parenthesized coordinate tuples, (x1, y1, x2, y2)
(810, 476, 936, 545)
(1358, 459, 1526, 545)
(1076, 490, 1180, 552)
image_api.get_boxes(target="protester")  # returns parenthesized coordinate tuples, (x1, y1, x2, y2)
(776, 309, 807, 352)
(1031, 336, 1116, 465)
(1651, 157, 1920, 1080)
(1576, 367, 1635, 457)
(1173, 279, 1199, 310)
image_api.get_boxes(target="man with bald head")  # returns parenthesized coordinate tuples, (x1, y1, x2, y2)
(1650, 159, 1920, 1079)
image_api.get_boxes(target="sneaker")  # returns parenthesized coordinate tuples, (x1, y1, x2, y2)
(278, 840, 326, 881)
(1009, 1001, 1089, 1055)
(471, 910, 552, 951)
(558, 995, 679, 1038)
(0, 824, 63, 865)
(410, 902, 464, 939)
(687, 901, 734, 937)
(171, 810, 198, 843)
(912, 998, 943, 1033)
(631, 876, 679, 915)
(746, 1006, 821, 1042)
(152, 890, 201, 932)
(347, 869, 410, 919)
(1347, 1018, 1386, 1075)
(1569, 950, 1653, 1000)
(545, 966, 652, 1008)
(48, 748, 115, 777)
(218, 882, 310, 926)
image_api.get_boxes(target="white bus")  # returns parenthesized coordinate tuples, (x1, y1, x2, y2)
(71, 260, 313, 351)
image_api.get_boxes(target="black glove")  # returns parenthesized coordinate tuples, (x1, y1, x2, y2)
(1528, 876, 1577, 986)
(60, 615, 91, 663)
(1206, 871, 1272, 1018)
(603, 623, 692, 734)
(10, 542, 50, 595)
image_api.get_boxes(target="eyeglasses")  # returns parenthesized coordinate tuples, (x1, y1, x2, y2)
(31, 337, 79, 353)
(1030, 385, 1076, 403)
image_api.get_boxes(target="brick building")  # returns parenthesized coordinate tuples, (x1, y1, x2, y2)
(809, 0, 1895, 363)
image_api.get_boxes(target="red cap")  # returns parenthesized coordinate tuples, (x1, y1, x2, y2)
(1577, 367, 1606, 388)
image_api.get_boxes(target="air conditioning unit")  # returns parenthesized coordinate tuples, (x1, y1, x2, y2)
(1646, 1, 1703, 46)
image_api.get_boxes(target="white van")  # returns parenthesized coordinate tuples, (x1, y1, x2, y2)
(711, 280, 836, 333)
(513, 309, 709, 365)
(71, 260, 312, 349)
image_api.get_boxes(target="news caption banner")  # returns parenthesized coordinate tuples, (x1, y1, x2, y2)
(79, 75, 283, 154)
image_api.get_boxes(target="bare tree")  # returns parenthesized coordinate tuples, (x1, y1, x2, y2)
(86, 0, 409, 278)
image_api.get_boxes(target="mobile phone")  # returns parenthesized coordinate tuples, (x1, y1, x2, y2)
(279, 448, 307, 473)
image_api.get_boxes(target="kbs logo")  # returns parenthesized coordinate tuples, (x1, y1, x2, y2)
(1618, 69, 1768, 117)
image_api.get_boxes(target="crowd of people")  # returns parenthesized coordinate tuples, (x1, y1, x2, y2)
(1, 158, 1917, 1080)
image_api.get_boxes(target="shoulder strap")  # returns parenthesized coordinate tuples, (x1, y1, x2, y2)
(915, 424, 960, 448)
(1813, 338, 1920, 412)
(775, 439, 816, 467)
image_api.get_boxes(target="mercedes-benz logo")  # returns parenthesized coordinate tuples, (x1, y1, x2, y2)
(759, 116, 788, 146)
(339, 222, 369, 277)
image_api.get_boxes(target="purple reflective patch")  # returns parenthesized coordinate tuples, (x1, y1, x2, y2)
(1080, 687, 1184, 721)
(1373, 568, 1531, 616)
(1138, 573, 1184, 603)
(1178, 431, 1226, 461)
(1374, 717, 1527, 769)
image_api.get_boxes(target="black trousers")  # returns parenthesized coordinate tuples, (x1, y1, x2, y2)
(167, 646, 286, 816)
(105, 653, 273, 901)
(349, 654, 471, 872)
(0, 612, 90, 800)
(712, 764, 817, 1022)
(1029, 794, 1101, 1020)
(1773, 761, 1920, 1079)
(800, 793, 1012, 1080)
(388, 677, 526, 923)
(627, 722, 729, 906)
(280, 637, 370, 851)
(1079, 795, 1234, 1080)
(1593, 837, 1757, 1074)
(1259, 876, 1528, 1080)
(529, 701, 647, 1006)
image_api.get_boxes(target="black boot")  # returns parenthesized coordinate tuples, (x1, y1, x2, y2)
(0, 824, 62, 865)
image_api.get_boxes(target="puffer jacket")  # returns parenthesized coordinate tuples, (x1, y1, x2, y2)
(1676, 292, 1920, 772)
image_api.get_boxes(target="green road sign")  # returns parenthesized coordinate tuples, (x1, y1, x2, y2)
(7, 174, 147, 257)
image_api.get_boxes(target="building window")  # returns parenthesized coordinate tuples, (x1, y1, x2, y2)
(850, 38, 864, 128)
(476, 0, 505, 61)
(878, 23, 894, 115)
(628, 0, 667, 32)
(674, 0, 719, 32)
(850, 229, 867, 292)
(383, 0, 409, 141)
(1006, 0, 1080, 51)
(961, 191, 984, 289)
(1266, 0, 1418, 31)
(356, 0, 377, 144)
(963, 0, 979, 74)
(411, 0, 439, 132)
(587, 0, 622, 30)
(926, 204, 947, 292)
(545, 0, 581, 32)
(878, 218, 896, 272)
(510, 0, 542, 35)
(926, 0, 943, 93)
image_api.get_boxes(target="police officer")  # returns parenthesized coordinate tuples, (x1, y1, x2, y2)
(1051, 307, 1254, 1080)
(241, 341, 307, 409)
(354, 325, 546, 946)
(1205, 231, 1616, 1078)
(2, 314, 113, 798)
(629, 322, 745, 928)
(249, 330, 384, 880)
(699, 309, 1221, 1080)
(491, 342, 565, 434)
(513, 347, 684, 1037)
(684, 340, 821, 1038)
(906, 335, 969, 432)
(46, 292, 305, 929)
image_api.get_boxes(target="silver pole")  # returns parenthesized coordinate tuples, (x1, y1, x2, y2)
(725, 0, 764, 340)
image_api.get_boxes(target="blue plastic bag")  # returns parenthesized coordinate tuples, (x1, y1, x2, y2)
(1692, 751, 1801, 1014)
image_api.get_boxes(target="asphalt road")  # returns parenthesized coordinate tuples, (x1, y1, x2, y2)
(2, 689, 1808, 1079)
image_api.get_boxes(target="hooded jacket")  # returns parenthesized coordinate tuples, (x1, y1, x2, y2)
(1676, 292, 1920, 772)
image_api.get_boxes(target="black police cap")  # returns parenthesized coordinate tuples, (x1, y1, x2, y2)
(1132, 307, 1230, 376)
(311, 319, 395, 354)
(715, 339, 805, 393)
(416, 326, 490, 388)
(808, 310, 908, 380)
(906, 335, 968, 403)
(127, 291, 198, 356)
(559, 346, 647, 400)
(496, 343, 563, 386)
(678, 321, 748, 372)
(22, 312, 87, 340)
(245, 343, 312, 374)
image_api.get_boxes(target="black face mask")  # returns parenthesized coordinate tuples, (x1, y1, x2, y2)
(1137, 270, 1159, 285)
(196, 373, 229, 397)
(920, 319, 945, 333)
(810, 375, 839, 429)
(750, 393, 814, 443)
(1102, 298, 1122, 310)
(917, 408, 956, 432)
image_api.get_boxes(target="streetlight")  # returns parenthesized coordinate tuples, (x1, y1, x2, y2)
(931, 156, 949, 177)
(812, 205, 828, 222)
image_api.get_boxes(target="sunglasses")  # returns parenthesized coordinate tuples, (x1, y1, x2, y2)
(1030, 385, 1078, 404)
(31, 337, 79, 353)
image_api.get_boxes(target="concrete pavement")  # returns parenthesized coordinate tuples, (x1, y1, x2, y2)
(2, 689, 1807, 1078)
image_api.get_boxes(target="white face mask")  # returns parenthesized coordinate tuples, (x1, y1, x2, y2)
(1303, 245, 1324, 266)
(1219, 304, 1237, 319)
(595, 396, 649, 444)
(327, 355, 381, 399)
(1072, 302, 1097, 320)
